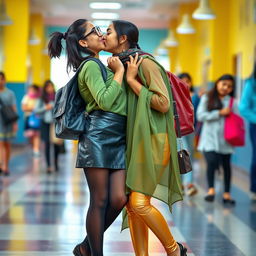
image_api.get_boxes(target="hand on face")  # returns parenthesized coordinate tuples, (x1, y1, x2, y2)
(107, 56, 124, 73)
(126, 53, 143, 81)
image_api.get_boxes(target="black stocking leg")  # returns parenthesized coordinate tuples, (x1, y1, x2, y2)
(82, 168, 110, 256)
(80, 169, 127, 256)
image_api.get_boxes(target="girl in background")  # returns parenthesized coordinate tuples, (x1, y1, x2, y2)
(197, 74, 236, 205)
(22, 84, 41, 157)
(239, 63, 256, 201)
(178, 73, 199, 196)
(0, 71, 18, 176)
(35, 80, 62, 174)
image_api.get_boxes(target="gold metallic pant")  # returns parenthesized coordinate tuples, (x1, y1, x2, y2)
(126, 191, 178, 256)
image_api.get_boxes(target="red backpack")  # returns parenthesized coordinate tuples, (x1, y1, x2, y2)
(167, 71, 194, 136)
(139, 53, 194, 136)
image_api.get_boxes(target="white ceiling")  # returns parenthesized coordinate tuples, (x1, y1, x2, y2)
(31, 0, 197, 29)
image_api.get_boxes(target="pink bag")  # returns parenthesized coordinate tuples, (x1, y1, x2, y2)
(224, 97, 245, 147)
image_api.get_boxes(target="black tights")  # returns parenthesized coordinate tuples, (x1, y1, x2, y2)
(204, 151, 232, 192)
(80, 168, 127, 256)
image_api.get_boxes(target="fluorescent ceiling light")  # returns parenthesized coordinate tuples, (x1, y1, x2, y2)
(90, 2, 121, 10)
(91, 12, 119, 19)
(93, 20, 111, 27)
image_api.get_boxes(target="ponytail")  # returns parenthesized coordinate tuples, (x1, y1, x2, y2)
(48, 19, 94, 72)
(48, 32, 65, 58)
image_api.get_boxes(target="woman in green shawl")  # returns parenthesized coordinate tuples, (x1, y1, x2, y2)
(104, 20, 186, 256)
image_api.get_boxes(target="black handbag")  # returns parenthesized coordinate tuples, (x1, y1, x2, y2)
(173, 102, 193, 174)
(0, 97, 19, 125)
(53, 57, 107, 140)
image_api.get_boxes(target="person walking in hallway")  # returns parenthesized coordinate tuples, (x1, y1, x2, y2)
(34, 80, 62, 174)
(239, 63, 256, 201)
(197, 74, 237, 205)
(104, 20, 186, 256)
(48, 19, 127, 256)
(177, 72, 201, 196)
(0, 71, 18, 176)
(21, 84, 41, 157)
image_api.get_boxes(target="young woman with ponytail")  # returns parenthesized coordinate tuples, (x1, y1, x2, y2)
(48, 19, 128, 256)
(104, 20, 187, 256)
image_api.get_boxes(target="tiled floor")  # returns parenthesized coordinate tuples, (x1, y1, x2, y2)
(0, 145, 255, 256)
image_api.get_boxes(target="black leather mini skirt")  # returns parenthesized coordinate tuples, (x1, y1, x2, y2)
(76, 110, 126, 170)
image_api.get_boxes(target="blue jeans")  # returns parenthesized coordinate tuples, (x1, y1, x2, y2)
(250, 123, 256, 193)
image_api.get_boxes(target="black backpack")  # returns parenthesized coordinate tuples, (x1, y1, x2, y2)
(53, 58, 107, 140)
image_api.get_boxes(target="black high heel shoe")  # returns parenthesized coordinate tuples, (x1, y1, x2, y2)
(177, 242, 187, 256)
(73, 243, 90, 256)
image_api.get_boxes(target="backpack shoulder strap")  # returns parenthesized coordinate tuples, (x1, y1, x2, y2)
(78, 57, 108, 82)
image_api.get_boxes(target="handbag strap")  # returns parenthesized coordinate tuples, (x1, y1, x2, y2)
(229, 97, 234, 109)
(173, 101, 185, 150)
(173, 101, 182, 138)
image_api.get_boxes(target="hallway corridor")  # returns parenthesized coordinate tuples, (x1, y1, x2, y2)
(0, 146, 255, 256)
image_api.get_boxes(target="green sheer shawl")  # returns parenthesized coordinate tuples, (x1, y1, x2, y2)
(122, 55, 183, 230)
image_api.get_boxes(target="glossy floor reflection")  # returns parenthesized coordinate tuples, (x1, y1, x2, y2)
(0, 145, 255, 256)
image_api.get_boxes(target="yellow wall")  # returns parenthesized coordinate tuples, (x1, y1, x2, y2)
(3, 0, 29, 82)
(169, 0, 256, 85)
(28, 14, 45, 86)
(228, 0, 256, 78)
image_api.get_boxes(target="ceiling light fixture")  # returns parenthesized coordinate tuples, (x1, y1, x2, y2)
(90, 2, 122, 10)
(28, 29, 40, 45)
(163, 30, 178, 47)
(155, 42, 168, 56)
(192, 0, 216, 20)
(0, 0, 12, 26)
(176, 14, 195, 34)
(91, 12, 119, 19)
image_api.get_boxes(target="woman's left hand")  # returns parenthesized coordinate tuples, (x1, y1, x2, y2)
(126, 53, 143, 82)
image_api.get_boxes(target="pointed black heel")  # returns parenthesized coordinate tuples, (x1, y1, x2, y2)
(73, 243, 91, 256)
(177, 242, 188, 256)
(73, 244, 83, 256)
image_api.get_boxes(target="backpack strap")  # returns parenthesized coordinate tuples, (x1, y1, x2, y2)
(78, 57, 108, 82)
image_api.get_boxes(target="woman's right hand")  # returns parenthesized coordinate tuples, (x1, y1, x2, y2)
(107, 57, 124, 73)
(219, 107, 231, 116)
(46, 103, 53, 110)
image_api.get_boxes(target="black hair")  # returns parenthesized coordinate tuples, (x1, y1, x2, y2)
(112, 20, 141, 49)
(29, 84, 40, 92)
(0, 71, 5, 79)
(178, 72, 194, 92)
(48, 19, 94, 72)
(207, 74, 235, 111)
(178, 72, 192, 81)
(42, 80, 55, 103)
